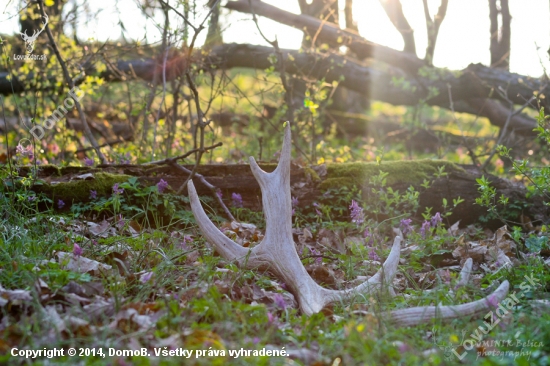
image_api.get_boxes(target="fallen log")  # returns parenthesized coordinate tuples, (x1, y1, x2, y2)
(225, 0, 547, 110)
(16, 160, 547, 229)
(207, 44, 538, 136)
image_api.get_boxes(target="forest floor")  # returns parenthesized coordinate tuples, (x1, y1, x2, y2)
(1, 167, 549, 366)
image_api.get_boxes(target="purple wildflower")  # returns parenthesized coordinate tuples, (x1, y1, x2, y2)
(252, 337, 260, 345)
(181, 235, 193, 250)
(420, 220, 431, 238)
(16, 143, 34, 159)
(157, 179, 169, 193)
(291, 196, 299, 207)
(431, 212, 442, 227)
(120, 152, 131, 164)
(28, 195, 36, 202)
(364, 228, 374, 246)
(89, 190, 97, 199)
(398, 342, 410, 353)
(440, 269, 451, 284)
(368, 249, 381, 261)
(267, 312, 275, 324)
(117, 215, 125, 230)
(112, 183, 124, 195)
(140, 271, 153, 283)
(231, 192, 243, 208)
(312, 202, 322, 217)
(16, 143, 26, 155)
(400, 218, 413, 236)
(273, 293, 286, 310)
(310, 247, 322, 265)
(57, 199, 65, 209)
(84, 157, 94, 166)
(73, 243, 82, 258)
(349, 200, 365, 225)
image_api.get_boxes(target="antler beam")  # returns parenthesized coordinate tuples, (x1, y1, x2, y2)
(187, 122, 509, 325)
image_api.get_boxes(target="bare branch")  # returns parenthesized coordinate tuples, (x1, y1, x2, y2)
(379, 0, 416, 55)
(422, 0, 449, 65)
(37, 0, 107, 164)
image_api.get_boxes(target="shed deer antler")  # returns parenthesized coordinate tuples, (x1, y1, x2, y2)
(187, 122, 509, 325)
(19, 14, 49, 54)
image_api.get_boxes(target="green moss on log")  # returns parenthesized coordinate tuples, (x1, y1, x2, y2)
(38, 172, 131, 202)
(304, 167, 321, 182)
(319, 160, 463, 190)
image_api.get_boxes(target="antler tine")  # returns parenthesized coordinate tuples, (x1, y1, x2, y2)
(325, 235, 402, 303)
(387, 281, 510, 326)
(456, 258, 473, 288)
(187, 180, 249, 261)
(249, 122, 292, 187)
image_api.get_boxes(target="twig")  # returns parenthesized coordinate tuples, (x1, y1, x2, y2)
(246, 0, 312, 163)
(37, 0, 107, 164)
(73, 136, 132, 155)
(145, 142, 222, 166)
(300, 254, 338, 261)
(447, 85, 482, 165)
(152, 45, 171, 161)
(168, 161, 235, 222)
(158, 0, 198, 33)
(176, 72, 209, 194)
(161, 0, 226, 216)
(0, 96, 16, 200)
(481, 90, 540, 171)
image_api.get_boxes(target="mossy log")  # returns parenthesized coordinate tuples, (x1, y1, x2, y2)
(17, 160, 547, 228)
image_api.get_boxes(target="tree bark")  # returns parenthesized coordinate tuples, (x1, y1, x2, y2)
(422, 0, 448, 65)
(344, 0, 358, 33)
(226, 0, 425, 73)
(379, 0, 416, 55)
(489, 0, 511, 70)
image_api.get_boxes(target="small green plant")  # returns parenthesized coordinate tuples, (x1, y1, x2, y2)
(496, 108, 550, 204)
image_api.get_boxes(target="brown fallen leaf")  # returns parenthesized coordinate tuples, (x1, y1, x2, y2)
(109, 308, 158, 332)
(83, 298, 115, 322)
(0, 284, 33, 307)
(57, 252, 112, 275)
(62, 280, 104, 297)
(452, 235, 487, 263)
(88, 220, 113, 238)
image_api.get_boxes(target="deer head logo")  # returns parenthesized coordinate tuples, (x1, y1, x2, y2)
(19, 14, 49, 54)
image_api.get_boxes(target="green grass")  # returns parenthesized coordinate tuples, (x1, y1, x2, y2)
(0, 170, 549, 366)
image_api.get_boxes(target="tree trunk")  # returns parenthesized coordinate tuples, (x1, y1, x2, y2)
(489, 0, 511, 70)
(379, 0, 416, 55)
